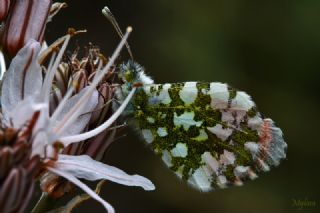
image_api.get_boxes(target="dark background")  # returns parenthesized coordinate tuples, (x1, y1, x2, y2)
(43, 0, 320, 212)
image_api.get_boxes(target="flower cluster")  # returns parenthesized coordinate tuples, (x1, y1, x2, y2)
(0, 1, 154, 213)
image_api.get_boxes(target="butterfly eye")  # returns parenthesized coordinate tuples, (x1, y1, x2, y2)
(124, 70, 135, 83)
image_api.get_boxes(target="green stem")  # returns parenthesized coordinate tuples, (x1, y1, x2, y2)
(31, 193, 58, 213)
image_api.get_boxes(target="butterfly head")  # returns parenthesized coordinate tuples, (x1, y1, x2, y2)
(115, 60, 154, 113)
(118, 60, 154, 86)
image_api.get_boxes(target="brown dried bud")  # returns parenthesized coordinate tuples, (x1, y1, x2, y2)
(1, 0, 52, 56)
(40, 172, 73, 199)
(0, 119, 42, 212)
(72, 69, 88, 93)
(0, 0, 10, 22)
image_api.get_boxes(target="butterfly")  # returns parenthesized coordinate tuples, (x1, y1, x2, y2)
(115, 60, 287, 192)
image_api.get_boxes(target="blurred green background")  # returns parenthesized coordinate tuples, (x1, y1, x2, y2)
(43, 0, 319, 212)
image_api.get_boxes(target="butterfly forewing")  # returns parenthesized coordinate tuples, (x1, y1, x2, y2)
(131, 81, 287, 192)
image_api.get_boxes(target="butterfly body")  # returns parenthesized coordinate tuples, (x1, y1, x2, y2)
(117, 61, 287, 192)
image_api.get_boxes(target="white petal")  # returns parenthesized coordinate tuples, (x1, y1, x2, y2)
(32, 131, 50, 157)
(51, 88, 98, 137)
(23, 44, 43, 99)
(55, 154, 155, 191)
(48, 167, 115, 213)
(1, 40, 42, 115)
(7, 99, 52, 158)
(59, 88, 136, 145)
(8, 98, 47, 129)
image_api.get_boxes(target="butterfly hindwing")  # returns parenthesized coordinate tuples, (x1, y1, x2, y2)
(131, 82, 287, 192)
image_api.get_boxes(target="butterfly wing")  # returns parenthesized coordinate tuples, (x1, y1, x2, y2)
(132, 82, 287, 191)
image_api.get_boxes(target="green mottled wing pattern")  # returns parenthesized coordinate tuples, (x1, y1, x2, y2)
(131, 82, 287, 192)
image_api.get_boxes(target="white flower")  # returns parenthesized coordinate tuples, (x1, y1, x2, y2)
(0, 27, 154, 213)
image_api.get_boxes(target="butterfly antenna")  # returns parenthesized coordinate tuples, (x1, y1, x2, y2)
(102, 6, 134, 60)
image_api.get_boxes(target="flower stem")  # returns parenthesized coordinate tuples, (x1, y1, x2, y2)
(31, 193, 58, 213)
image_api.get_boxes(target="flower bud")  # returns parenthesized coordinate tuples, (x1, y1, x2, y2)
(0, 0, 10, 22)
(1, 0, 52, 56)
(0, 123, 42, 212)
